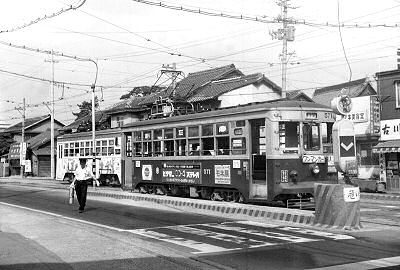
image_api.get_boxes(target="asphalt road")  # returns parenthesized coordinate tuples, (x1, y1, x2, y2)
(1, 184, 400, 270)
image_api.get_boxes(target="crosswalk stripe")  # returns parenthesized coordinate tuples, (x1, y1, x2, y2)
(128, 221, 354, 254)
(196, 223, 319, 243)
(130, 228, 239, 254)
(236, 221, 354, 240)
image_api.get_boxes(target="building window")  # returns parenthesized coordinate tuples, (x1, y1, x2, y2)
(359, 143, 379, 166)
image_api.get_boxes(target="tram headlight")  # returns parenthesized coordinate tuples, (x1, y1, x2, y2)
(310, 164, 320, 175)
(289, 170, 298, 183)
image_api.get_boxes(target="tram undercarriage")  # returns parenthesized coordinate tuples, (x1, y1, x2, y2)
(136, 183, 246, 203)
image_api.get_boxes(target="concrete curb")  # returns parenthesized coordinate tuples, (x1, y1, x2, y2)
(361, 193, 400, 201)
(88, 190, 315, 226)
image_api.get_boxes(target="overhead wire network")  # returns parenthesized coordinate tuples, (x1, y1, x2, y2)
(130, 0, 400, 29)
(0, 0, 87, 34)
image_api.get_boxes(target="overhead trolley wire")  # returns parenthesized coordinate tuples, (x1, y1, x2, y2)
(0, 0, 87, 34)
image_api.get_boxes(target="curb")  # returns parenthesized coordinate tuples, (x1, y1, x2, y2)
(361, 193, 400, 201)
(88, 190, 315, 226)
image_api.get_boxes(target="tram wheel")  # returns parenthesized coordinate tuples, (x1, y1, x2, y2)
(199, 188, 212, 200)
(210, 192, 223, 201)
(235, 193, 246, 203)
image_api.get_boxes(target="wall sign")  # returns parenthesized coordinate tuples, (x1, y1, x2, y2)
(343, 187, 360, 202)
(380, 119, 400, 141)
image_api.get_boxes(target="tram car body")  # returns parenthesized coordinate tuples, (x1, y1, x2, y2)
(56, 130, 122, 186)
(121, 100, 337, 203)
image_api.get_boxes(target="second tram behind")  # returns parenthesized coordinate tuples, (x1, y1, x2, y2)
(121, 100, 337, 203)
(56, 129, 122, 186)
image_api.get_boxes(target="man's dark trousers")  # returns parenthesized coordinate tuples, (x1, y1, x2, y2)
(75, 180, 88, 210)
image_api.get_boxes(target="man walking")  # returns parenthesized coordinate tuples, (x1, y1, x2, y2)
(70, 158, 96, 213)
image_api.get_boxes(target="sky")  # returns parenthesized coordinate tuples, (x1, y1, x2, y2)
(1, 0, 400, 126)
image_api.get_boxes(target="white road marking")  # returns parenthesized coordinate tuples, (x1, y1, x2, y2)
(200, 223, 319, 243)
(360, 208, 380, 212)
(0, 201, 354, 255)
(236, 221, 354, 240)
(130, 229, 239, 254)
(310, 256, 400, 270)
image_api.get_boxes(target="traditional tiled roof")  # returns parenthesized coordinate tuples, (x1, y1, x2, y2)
(27, 130, 59, 150)
(286, 90, 313, 102)
(174, 64, 243, 99)
(104, 95, 148, 114)
(4, 115, 49, 133)
(135, 64, 244, 106)
(187, 73, 281, 102)
(313, 78, 376, 105)
(60, 111, 109, 132)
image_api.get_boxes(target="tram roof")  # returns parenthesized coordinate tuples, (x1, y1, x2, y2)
(123, 100, 332, 129)
(57, 128, 121, 140)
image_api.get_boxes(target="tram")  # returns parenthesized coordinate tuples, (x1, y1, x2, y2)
(56, 129, 122, 186)
(120, 100, 337, 203)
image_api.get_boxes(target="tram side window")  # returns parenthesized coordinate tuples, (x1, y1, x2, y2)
(176, 139, 186, 156)
(202, 137, 215, 155)
(303, 123, 320, 151)
(217, 137, 230, 155)
(232, 138, 246, 155)
(154, 141, 162, 156)
(216, 122, 230, 155)
(279, 122, 299, 149)
(189, 139, 200, 156)
(134, 142, 142, 157)
(176, 127, 186, 156)
(164, 140, 174, 156)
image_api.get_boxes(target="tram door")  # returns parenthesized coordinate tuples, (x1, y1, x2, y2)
(250, 119, 268, 198)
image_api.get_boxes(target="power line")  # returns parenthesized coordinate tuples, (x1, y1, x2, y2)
(0, 0, 87, 34)
(77, 9, 208, 64)
(130, 0, 400, 29)
(336, 0, 352, 82)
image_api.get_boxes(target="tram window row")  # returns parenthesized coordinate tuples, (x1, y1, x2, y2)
(61, 139, 121, 157)
(125, 121, 248, 157)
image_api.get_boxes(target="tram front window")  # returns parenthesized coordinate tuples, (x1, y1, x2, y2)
(303, 123, 321, 151)
(279, 122, 299, 149)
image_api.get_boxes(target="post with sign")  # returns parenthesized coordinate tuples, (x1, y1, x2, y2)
(313, 94, 361, 230)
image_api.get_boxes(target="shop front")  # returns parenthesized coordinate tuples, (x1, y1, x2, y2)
(373, 119, 400, 192)
(373, 140, 400, 192)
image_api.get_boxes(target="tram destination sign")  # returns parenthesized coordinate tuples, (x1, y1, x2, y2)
(162, 163, 202, 184)
(302, 155, 325, 163)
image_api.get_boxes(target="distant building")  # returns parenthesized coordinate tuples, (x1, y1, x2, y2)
(3, 115, 64, 176)
(373, 69, 400, 192)
(313, 78, 380, 180)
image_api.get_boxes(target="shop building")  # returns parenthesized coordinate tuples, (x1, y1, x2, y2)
(374, 69, 400, 192)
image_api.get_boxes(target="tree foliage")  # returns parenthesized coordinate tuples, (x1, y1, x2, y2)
(0, 132, 14, 156)
(120, 86, 166, 100)
(72, 96, 99, 120)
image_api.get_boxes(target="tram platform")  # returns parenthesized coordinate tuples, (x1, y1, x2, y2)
(1, 176, 399, 229)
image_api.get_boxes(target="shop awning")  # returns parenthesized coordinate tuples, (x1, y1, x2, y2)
(373, 140, 400, 153)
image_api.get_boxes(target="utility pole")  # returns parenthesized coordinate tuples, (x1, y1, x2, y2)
(15, 98, 26, 178)
(91, 84, 96, 190)
(45, 50, 58, 179)
(270, 0, 295, 99)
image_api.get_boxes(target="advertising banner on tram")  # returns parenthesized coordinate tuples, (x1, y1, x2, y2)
(161, 163, 202, 184)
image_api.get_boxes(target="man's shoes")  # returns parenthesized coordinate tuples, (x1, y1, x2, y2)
(79, 209, 84, 213)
